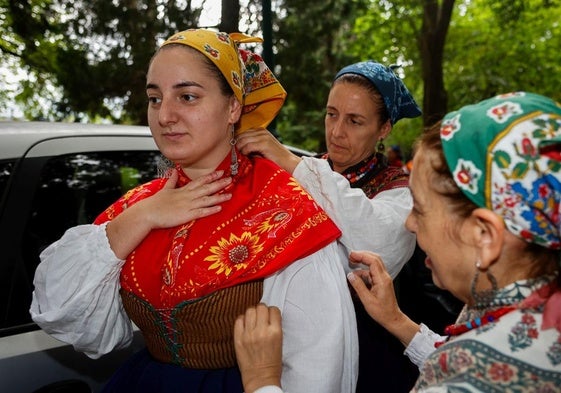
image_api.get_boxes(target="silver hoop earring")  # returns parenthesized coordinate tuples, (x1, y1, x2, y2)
(470, 261, 498, 308)
(230, 125, 238, 176)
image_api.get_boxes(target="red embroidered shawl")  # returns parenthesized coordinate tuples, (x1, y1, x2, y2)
(94, 153, 341, 308)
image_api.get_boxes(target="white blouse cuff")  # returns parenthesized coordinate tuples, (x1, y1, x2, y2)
(404, 323, 446, 369)
(253, 387, 284, 393)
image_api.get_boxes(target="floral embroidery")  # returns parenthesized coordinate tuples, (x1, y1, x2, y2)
(508, 311, 539, 351)
(548, 335, 561, 366)
(452, 158, 482, 195)
(440, 113, 461, 141)
(216, 32, 230, 43)
(440, 93, 561, 250)
(203, 43, 219, 59)
(204, 232, 264, 276)
(287, 179, 313, 198)
(510, 174, 561, 247)
(486, 102, 523, 123)
(486, 361, 517, 383)
(413, 339, 561, 392)
(243, 208, 293, 238)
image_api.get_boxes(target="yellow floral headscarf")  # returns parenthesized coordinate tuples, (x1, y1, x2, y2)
(161, 28, 287, 134)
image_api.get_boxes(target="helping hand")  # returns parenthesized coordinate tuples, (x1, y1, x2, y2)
(236, 128, 302, 174)
(234, 303, 283, 393)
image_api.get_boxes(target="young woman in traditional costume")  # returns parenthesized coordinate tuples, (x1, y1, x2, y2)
(30, 29, 357, 393)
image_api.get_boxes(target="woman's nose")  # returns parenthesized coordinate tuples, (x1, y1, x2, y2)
(405, 211, 416, 233)
(330, 119, 345, 138)
(158, 98, 179, 125)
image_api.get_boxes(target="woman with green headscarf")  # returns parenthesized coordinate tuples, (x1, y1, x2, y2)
(234, 92, 561, 392)
(30, 29, 358, 393)
(349, 91, 561, 391)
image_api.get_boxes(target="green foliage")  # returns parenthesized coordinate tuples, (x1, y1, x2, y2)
(273, 0, 370, 152)
(445, 0, 561, 109)
(346, 0, 561, 152)
(1, 0, 206, 122)
(2, 0, 561, 157)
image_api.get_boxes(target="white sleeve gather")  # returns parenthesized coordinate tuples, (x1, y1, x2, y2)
(253, 387, 284, 393)
(293, 157, 416, 278)
(404, 323, 446, 369)
(262, 242, 358, 393)
(29, 222, 133, 359)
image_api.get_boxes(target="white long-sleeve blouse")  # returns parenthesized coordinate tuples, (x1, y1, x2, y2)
(293, 157, 416, 278)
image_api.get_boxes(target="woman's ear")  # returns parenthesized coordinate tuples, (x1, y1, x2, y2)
(229, 96, 243, 124)
(380, 120, 392, 139)
(470, 208, 505, 269)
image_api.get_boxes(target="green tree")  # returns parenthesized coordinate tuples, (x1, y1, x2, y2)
(273, 0, 370, 152)
(2, 0, 205, 122)
(346, 0, 561, 157)
(3, 0, 561, 156)
(444, 0, 561, 107)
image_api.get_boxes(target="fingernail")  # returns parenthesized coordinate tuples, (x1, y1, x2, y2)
(347, 272, 355, 282)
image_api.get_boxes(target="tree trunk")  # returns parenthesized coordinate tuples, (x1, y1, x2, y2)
(420, 0, 455, 127)
(220, 0, 240, 32)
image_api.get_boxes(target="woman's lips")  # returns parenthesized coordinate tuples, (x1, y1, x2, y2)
(163, 132, 186, 141)
(329, 142, 346, 152)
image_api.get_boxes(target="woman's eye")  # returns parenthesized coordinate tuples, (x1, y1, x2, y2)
(181, 94, 196, 102)
(147, 96, 161, 104)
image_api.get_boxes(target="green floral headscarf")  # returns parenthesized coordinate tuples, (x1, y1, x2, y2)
(440, 92, 561, 249)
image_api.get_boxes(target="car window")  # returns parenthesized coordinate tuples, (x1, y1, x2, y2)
(0, 150, 161, 333)
(0, 160, 15, 203)
(27, 151, 162, 250)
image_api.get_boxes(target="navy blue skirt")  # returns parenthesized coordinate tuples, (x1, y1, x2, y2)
(101, 349, 244, 393)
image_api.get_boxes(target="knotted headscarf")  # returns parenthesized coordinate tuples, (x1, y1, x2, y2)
(334, 60, 421, 125)
(440, 92, 561, 250)
(161, 29, 287, 134)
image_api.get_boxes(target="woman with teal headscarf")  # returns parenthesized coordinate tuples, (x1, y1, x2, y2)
(349, 91, 561, 391)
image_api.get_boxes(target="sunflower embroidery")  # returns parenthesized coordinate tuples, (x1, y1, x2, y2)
(204, 232, 264, 276)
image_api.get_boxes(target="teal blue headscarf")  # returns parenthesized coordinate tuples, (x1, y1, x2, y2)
(440, 92, 561, 249)
(335, 60, 421, 125)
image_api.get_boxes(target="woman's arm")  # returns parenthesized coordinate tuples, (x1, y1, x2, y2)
(347, 250, 445, 368)
(30, 222, 132, 358)
(294, 157, 416, 278)
(237, 129, 416, 277)
(30, 170, 234, 357)
(262, 243, 358, 393)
